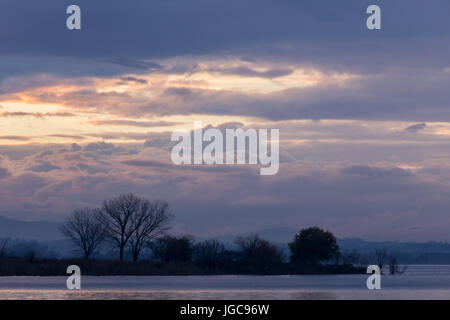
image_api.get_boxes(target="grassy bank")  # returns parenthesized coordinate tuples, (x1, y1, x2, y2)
(0, 257, 364, 276)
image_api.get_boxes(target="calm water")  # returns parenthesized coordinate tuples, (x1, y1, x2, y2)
(1, 265, 450, 299)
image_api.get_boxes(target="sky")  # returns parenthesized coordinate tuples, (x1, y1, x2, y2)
(1, 0, 450, 241)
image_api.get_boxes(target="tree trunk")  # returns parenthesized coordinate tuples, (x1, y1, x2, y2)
(133, 245, 140, 263)
(119, 245, 124, 261)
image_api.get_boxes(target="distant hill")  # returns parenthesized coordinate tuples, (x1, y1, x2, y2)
(256, 227, 298, 243)
(0, 215, 62, 241)
(338, 238, 450, 264)
(338, 238, 450, 254)
(197, 227, 299, 244)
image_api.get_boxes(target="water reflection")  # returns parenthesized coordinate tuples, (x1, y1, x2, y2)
(2, 265, 450, 299)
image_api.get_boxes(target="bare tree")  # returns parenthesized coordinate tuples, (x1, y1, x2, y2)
(388, 253, 408, 275)
(0, 238, 10, 258)
(375, 248, 387, 273)
(150, 235, 194, 263)
(341, 249, 362, 266)
(60, 208, 106, 260)
(97, 193, 141, 261)
(235, 234, 262, 257)
(194, 239, 225, 269)
(97, 193, 171, 262)
(235, 234, 283, 273)
(129, 200, 172, 262)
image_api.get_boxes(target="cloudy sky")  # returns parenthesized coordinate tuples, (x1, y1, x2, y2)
(1, 0, 450, 241)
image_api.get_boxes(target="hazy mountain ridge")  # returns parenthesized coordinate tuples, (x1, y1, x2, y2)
(0, 215, 62, 241)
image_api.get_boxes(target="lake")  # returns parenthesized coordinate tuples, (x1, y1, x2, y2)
(1, 265, 450, 299)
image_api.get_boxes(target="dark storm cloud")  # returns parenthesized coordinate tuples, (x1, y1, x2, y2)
(120, 159, 173, 169)
(405, 123, 427, 132)
(0, 0, 449, 122)
(104, 58, 162, 71)
(342, 165, 412, 178)
(117, 76, 148, 85)
(28, 163, 60, 173)
(1, 0, 450, 70)
(209, 66, 295, 79)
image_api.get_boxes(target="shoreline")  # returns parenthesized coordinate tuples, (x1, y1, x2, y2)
(0, 257, 364, 277)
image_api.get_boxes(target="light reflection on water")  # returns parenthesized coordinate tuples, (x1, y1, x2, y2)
(2, 289, 450, 300)
(0, 290, 340, 300)
(1, 265, 450, 300)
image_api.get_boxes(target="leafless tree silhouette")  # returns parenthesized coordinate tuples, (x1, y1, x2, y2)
(235, 234, 262, 257)
(129, 200, 172, 262)
(0, 238, 10, 258)
(97, 193, 172, 261)
(375, 248, 387, 272)
(150, 235, 193, 263)
(97, 194, 140, 261)
(235, 234, 283, 273)
(388, 253, 408, 275)
(194, 239, 225, 269)
(60, 208, 106, 259)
